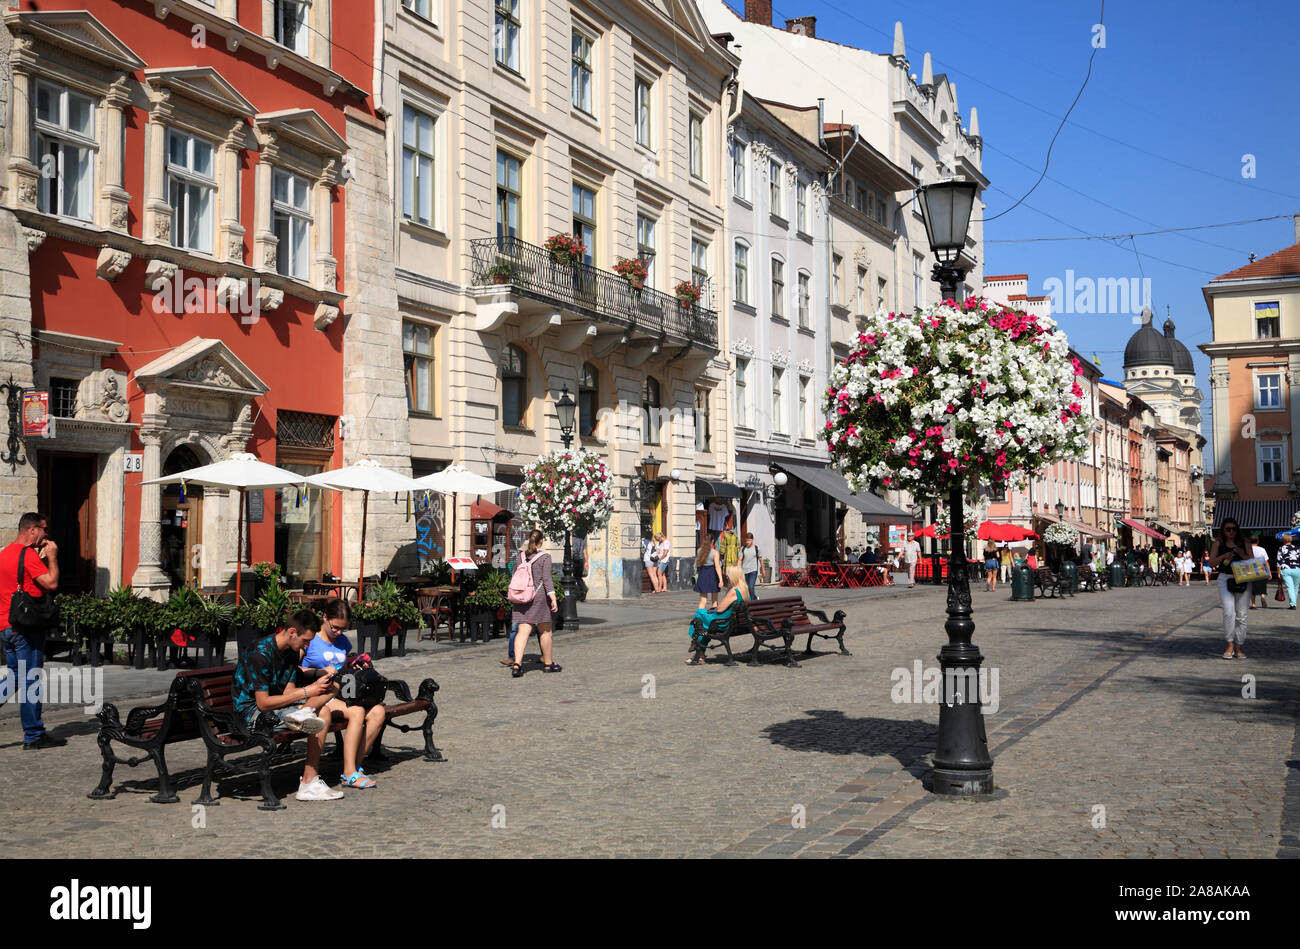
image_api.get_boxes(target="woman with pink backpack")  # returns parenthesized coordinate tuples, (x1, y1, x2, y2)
(508, 529, 560, 677)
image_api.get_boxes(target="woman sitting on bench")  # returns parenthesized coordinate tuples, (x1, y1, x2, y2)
(685, 565, 750, 666)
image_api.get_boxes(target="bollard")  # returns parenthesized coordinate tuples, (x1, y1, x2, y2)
(1011, 565, 1035, 601)
(1060, 561, 1077, 596)
(1109, 562, 1125, 589)
(1126, 562, 1142, 587)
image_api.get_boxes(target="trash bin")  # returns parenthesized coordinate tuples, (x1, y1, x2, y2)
(1011, 565, 1035, 601)
(1109, 563, 1124, 589)
(1060, 561, 1077, 596)
(1126, 562, 1142, 587)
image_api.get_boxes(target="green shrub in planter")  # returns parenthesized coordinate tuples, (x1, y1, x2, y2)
(353, 578, 424, 657)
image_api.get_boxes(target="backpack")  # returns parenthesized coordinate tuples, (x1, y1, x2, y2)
(507, 553, 540, 606)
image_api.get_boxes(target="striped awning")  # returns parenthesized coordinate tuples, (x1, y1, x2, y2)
(1119, 517, 1165, 540)
(1212, 500, 1300, 531)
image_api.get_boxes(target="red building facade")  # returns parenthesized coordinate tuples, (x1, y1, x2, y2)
(1, 0, 375, 596)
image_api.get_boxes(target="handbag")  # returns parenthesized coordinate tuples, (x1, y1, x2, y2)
(338, 653, 386, 709)
(1277, 576, 1287, 601)
(8, 545, 57, 628)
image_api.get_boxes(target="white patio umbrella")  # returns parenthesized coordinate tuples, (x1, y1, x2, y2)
(142, 452, 311, 604)
(408, 464, 515, 558)
(305, 459, 418, 597)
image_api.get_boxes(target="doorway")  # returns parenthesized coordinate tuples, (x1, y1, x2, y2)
(37, 452, 97, 595)
(161, 446, 205, 590)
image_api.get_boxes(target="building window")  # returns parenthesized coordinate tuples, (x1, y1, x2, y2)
(691, 237, 709, 289)
(578, 362, 598, 437)
(911, 159, 925, 216)
(571, 30, 593, 114)
(731, 137, 747, 199)
(402, 105, 436, 226)
(694, 388, 712, 453)
(50, 377, 79, 418)
(769, 159, 782, 216)
(274, 0, 309, 54)
(986, 482, 1006, 503)
(1256, 372, 1282, 410)
(856, 186, 867, 214)
(771, 367, 785, 434)
(496, 150, 521, 240)
(494, 0, 521, 72)
(856, 267, 867, 314)
(913, 252, 925, 308)
(1256, 302, 1280, 339)
(167, 129, 215, 253)
(572, 183, 596, 265)
(637, 213, 657, 287)
(403, 322, 435, 415)
(797, 271, 810, 328)
(1259, 442, 1284, 484)
(733, 242, 749, 305)
(642, 376, 661, 445)
(832, 253, 843, 306)
(34, 80, 95, 221)
(735, 357, 749, 428)
(770, 257, 784, 317)
(634, 75, 652, 148)
(799, 374, 812, 438)
(272, 168, 311, 279)
(689, 112, 704, 180)
(501, 343, 527, 427)
(796, 180, 808, 233)
(401, 0, 432, 19)
(874, 192, 887, 226)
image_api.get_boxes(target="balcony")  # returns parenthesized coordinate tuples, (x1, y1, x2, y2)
(469, 237, 718, 354)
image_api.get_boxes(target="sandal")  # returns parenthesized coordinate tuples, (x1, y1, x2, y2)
(1221, 650, 1235, 660)
(684, 656, 705, 665)
(342, 769, 376, 789)
(541, 662, 563, 673)
(511, 663, 523, 678)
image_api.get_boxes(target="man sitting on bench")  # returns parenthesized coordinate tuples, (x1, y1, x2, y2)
(301, 598, 384, 790)
(231, 610, 342, 802)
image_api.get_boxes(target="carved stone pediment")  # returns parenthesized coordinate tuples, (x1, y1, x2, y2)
(134, 336, 268, 401)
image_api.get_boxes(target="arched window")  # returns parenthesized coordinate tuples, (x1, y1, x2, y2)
(579, 362, 599, 437)
(501, 344, 527, 427)
(642, 376, 661, 445)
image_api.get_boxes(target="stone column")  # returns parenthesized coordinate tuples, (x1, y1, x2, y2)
(131, 422, 170, 599)
(1209, 359, 1234, 495)
(7, 35, 40, 209)
(218, 121, 247, 262)
(142, 88, 174, 245)
(100, 76, 131, 231)
(252, 129, 279, 270)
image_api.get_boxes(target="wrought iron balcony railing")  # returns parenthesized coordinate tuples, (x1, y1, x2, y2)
(470, 236, 718, 350)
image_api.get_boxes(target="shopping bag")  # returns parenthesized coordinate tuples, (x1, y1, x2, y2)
(1230, 558, 1269, 584)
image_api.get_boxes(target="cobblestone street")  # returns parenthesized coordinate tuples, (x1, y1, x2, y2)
(2, 582, 1294, 858)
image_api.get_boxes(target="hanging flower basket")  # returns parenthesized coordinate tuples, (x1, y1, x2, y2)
(823, 297, 1092, 504)
(544, 233, 585, 267)
(1043, 521, 1080, 545)
(613, 257, 648, 290)
(517, 448, 614, 543)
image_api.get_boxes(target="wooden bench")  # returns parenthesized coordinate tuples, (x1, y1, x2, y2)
(1033, 566, 1062, 598)
(1077, 564, 1104, 592)
(688, 595, 848, 668)
(87, 665, 442, 810)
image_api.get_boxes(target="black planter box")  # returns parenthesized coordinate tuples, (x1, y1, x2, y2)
(467, 611, 495, 643)
(355, 618, 407, 658)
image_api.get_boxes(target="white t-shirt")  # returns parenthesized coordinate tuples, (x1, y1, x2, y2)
(903, 540, 921, 564)
(1251, 545, 1268, 573)
(707, 503, 728, 531)
(657, 540, 671, 563)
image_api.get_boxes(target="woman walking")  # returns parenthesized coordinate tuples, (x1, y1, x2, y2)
(1279, 533, 1300, 609)
(643, 533, 663, 594)
(1249, 533, 1271, 609)
(1201, 551, 1212, 583)
(509, 530, 560, 677)
(693, 537, 723, 610)
(983, 539, 999, 593)
(686, 565, 751, 665)
(1209, 518, 1250, 660)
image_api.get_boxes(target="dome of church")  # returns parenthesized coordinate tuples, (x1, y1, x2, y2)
(1163, 317, 1195, 374)
(1123, 306, 1172, 369)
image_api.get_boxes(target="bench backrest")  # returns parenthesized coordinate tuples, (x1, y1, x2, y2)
(745, 596, 810, 626)
(159, 665, 237, 744)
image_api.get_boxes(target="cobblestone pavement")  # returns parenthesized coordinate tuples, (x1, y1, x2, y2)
(1, 582, 1294, 858)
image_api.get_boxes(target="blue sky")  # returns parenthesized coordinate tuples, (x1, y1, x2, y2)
(723, 0, 1300, 454)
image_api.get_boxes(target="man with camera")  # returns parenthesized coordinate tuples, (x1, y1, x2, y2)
(0, 512, 63, 749)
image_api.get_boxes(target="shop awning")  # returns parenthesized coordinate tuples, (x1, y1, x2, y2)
(1212, 500, 1300, 531)
(779, 461, 912, 522)
(696, 479, 742, 500)
(1152, 520, 1180, 537)
(1038, 512, 1112, 539)
(1119, 517, 1165, 540)
(470, 500, 514, 520)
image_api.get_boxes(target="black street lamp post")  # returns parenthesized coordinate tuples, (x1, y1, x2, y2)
(555, 385, 579, 625)
(917, 179, 994, 796)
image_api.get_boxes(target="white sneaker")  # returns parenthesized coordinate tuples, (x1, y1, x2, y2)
(296, 776, 344, 801)
(283, 706, 326, 735)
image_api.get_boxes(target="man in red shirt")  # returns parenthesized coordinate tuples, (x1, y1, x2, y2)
(0, 512, 62, 749)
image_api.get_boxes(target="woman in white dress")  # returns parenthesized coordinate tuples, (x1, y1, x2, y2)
(643, 534, 662, 594)
(655, 533, 671, 593)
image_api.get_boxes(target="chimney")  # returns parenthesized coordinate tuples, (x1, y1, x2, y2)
(1294, 213, 1300, 245)
(743, 0, 772, 26)
(785, 15, 816, 37)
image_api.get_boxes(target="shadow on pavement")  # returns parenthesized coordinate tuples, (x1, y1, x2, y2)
(762, 709, 936, 766)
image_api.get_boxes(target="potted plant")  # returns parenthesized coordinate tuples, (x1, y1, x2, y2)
(674, 280, 703, 308)
(463, 569, 508, 642)
(229, 584, 292, 655)
(101, 585, 161, 670)
(352, 578, 424, 657)
(487, 260, 516, 284)
(544, 232, 585, 267)
(613, 257, 649, 291)
(160, 587, 232, 670)
(250, 560, 281, 600)
(61, 593, 113, 667)
(424, 559, 454, 586)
